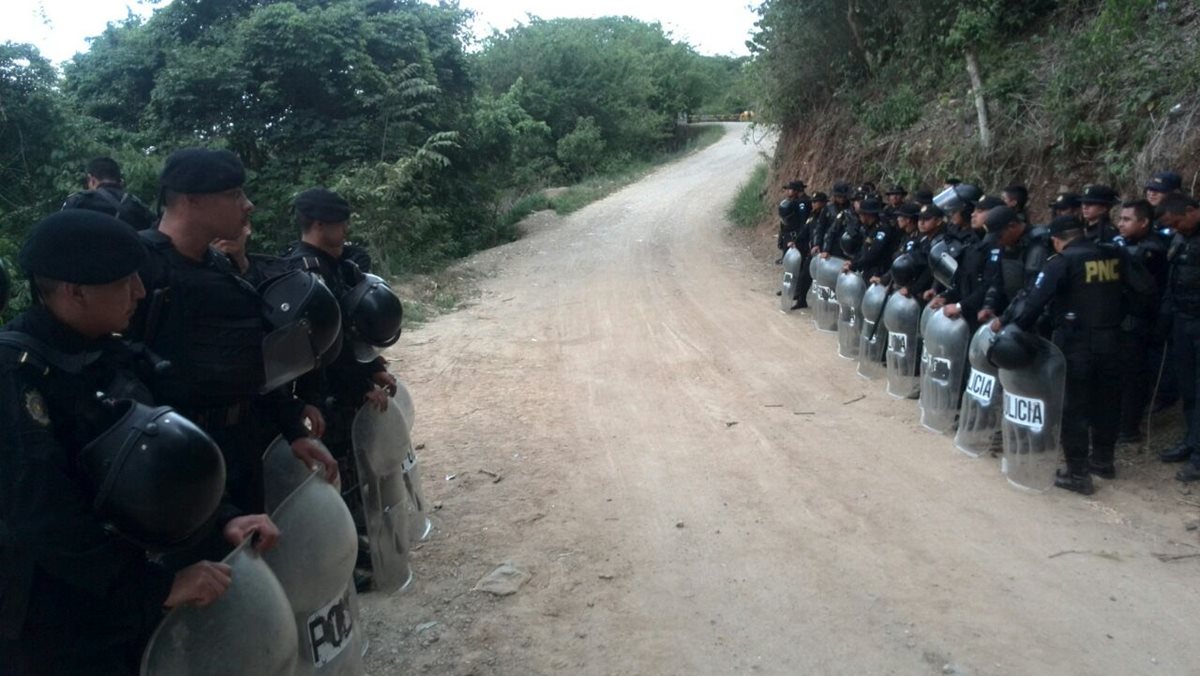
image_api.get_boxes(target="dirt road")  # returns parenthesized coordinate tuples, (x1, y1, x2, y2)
(363, 124, 1200, 675)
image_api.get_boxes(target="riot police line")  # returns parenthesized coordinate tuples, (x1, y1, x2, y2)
(776, 174, 1200, 497)
(0, 150, 430, 676)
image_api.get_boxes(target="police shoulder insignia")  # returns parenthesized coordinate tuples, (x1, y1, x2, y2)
(1035, 272, 1046, 287)
(876, 231, 885, 240)
(24, 388, 50, 426)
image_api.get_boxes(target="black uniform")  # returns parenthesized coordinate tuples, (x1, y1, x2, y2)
(0, 308, 174, 675)
(1010, 238, 1125, 474)
(942, 232, 1007, 327)
(850, 220, 899, 279)
(823, 205, 858, 258)
(62, 183, 156, 231)
(131, 231, 308, 511)
(809, 204, 834, 253)
(1085, 215, 1119, 244)
(283, 242, 386, 525)
(1116, 231, 1169, 438)
(1162, 229, 1200, 463)
(777, 197, 811, 252)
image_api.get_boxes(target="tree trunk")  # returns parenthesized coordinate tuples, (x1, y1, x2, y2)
(964, 48, 991, 152)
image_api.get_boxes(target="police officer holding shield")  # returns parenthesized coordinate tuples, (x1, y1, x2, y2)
(129, 148, 337, 511)
(776, 180, 811, 264)
(0, 211, 279, 675)
(1000, 215, 1127, 494)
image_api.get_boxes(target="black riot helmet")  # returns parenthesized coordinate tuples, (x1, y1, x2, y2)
(987, 323, 1041, 370)
(840, 227, 864, 257)
(934, 183, 984, 214)
(890, 253, 918, 287)
(341, 273, 403, 362)
(79, 401, 225, 550)
(259, 270, 342, 391)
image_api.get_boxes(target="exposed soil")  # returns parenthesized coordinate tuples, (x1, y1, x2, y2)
(361, 124, 1200, 676)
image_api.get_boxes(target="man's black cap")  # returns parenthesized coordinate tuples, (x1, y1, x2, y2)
(831, 181, 853, 197)
(1049, 192, 1081, 210)
(859, 198, 884, 215)
(918, 204, 945, 220)
(1048, 215, 1085, 237)
(294, 188, 351, 223)
(86, 157, 122, 182)
(19, 210, 145, 284)
(812, 191, 829, 202)
(1145, 171, 1183, 193)
(945, 177, 962, 186)
(897, 202, 922, 219)
(159, 148, 246, 194)
(1079, 184, 1120, 206)
(976, 195, 1006, 211)
(984, 206, 1021, 231)
(884, 185, 907, 196)
(783, 180, 806, 191)
(914, 189, 934, 205)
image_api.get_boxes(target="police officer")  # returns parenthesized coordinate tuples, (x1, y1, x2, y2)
(1048, 191, 1082, 219)
(1114, 199, 1169, 443)
(1145, 171, 1182, 210)
(1001, 183, 1030, 223)
(810, 189, 838, 256)
(61, 157, 156, 231)
(776, 180, 811, 264)
(1079, 184, 1120, 243)
(933, 206, 1018, 329)
(0, 211, 279, 675)
(130, 148, 337, 511)
(883, 185, 907, 222)
(1002, 215, 1127, 494)
(285, 188, 398, 433)
(822, 182, 858, 258)
(1156, 193, 1200, 479)
(845, 197, 898, 279)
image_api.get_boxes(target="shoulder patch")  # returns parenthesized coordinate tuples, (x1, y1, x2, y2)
(875, 231, 885, 240)
(24, 388, 50, 426)
(1034, 272, 1046, 288)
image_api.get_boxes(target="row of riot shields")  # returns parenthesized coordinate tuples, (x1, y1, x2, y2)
(142, 383, 429, 676)
(778, 263, 1068, 492)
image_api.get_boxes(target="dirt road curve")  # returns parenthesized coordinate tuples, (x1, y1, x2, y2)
(363, 124, 1200, 675)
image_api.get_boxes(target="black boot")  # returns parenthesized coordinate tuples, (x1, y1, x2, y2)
(791, 299, 807, 310)
(1160, 443, 1194, 463)
(1177, 463, 1200, 482)
(1089, 461, 1116, 480)
(1055, 467, 1095, 496)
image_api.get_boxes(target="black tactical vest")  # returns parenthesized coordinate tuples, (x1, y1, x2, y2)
(136, 231, 266, 409)
(1054, 241, 1125, 330)
(1168, 232, 1200, 317)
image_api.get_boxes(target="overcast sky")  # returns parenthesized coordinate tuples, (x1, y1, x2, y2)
(5, 0, 760, 65)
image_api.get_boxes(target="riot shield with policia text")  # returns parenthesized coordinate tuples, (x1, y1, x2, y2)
(857, 282, 891, 380)
(955, 324, 1004, 457)
(351, 398, 431, 593)
(141, 541, 299, 676)
(919, 309, 971, 434)
(883, 292, 922, 398)
(992, 327, 1067, 492)
(779, 246, 804, 312)
(836, 271, 867, 359)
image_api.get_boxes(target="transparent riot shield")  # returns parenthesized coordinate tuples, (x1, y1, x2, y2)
(262, 434, 319, 512)
(883, 293, 922, 399)
(779, 247, 804, 312)
(264, 472, 364, 676)
(813, 256, 844, 332)
(393, 379, 415, 432)
(857, 283, 890, 380)
(141, 541, 298, 676)
(805, 256, 820, 313)
(352, 398, 431, 593)
(836, 271, 867, 359)
(954, 324, 1004, 457)
(918, 310, 971, 434)
(999, 338, 1067, 492)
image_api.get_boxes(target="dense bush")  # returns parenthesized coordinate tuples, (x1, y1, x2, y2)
(0, 5, 750, 320)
